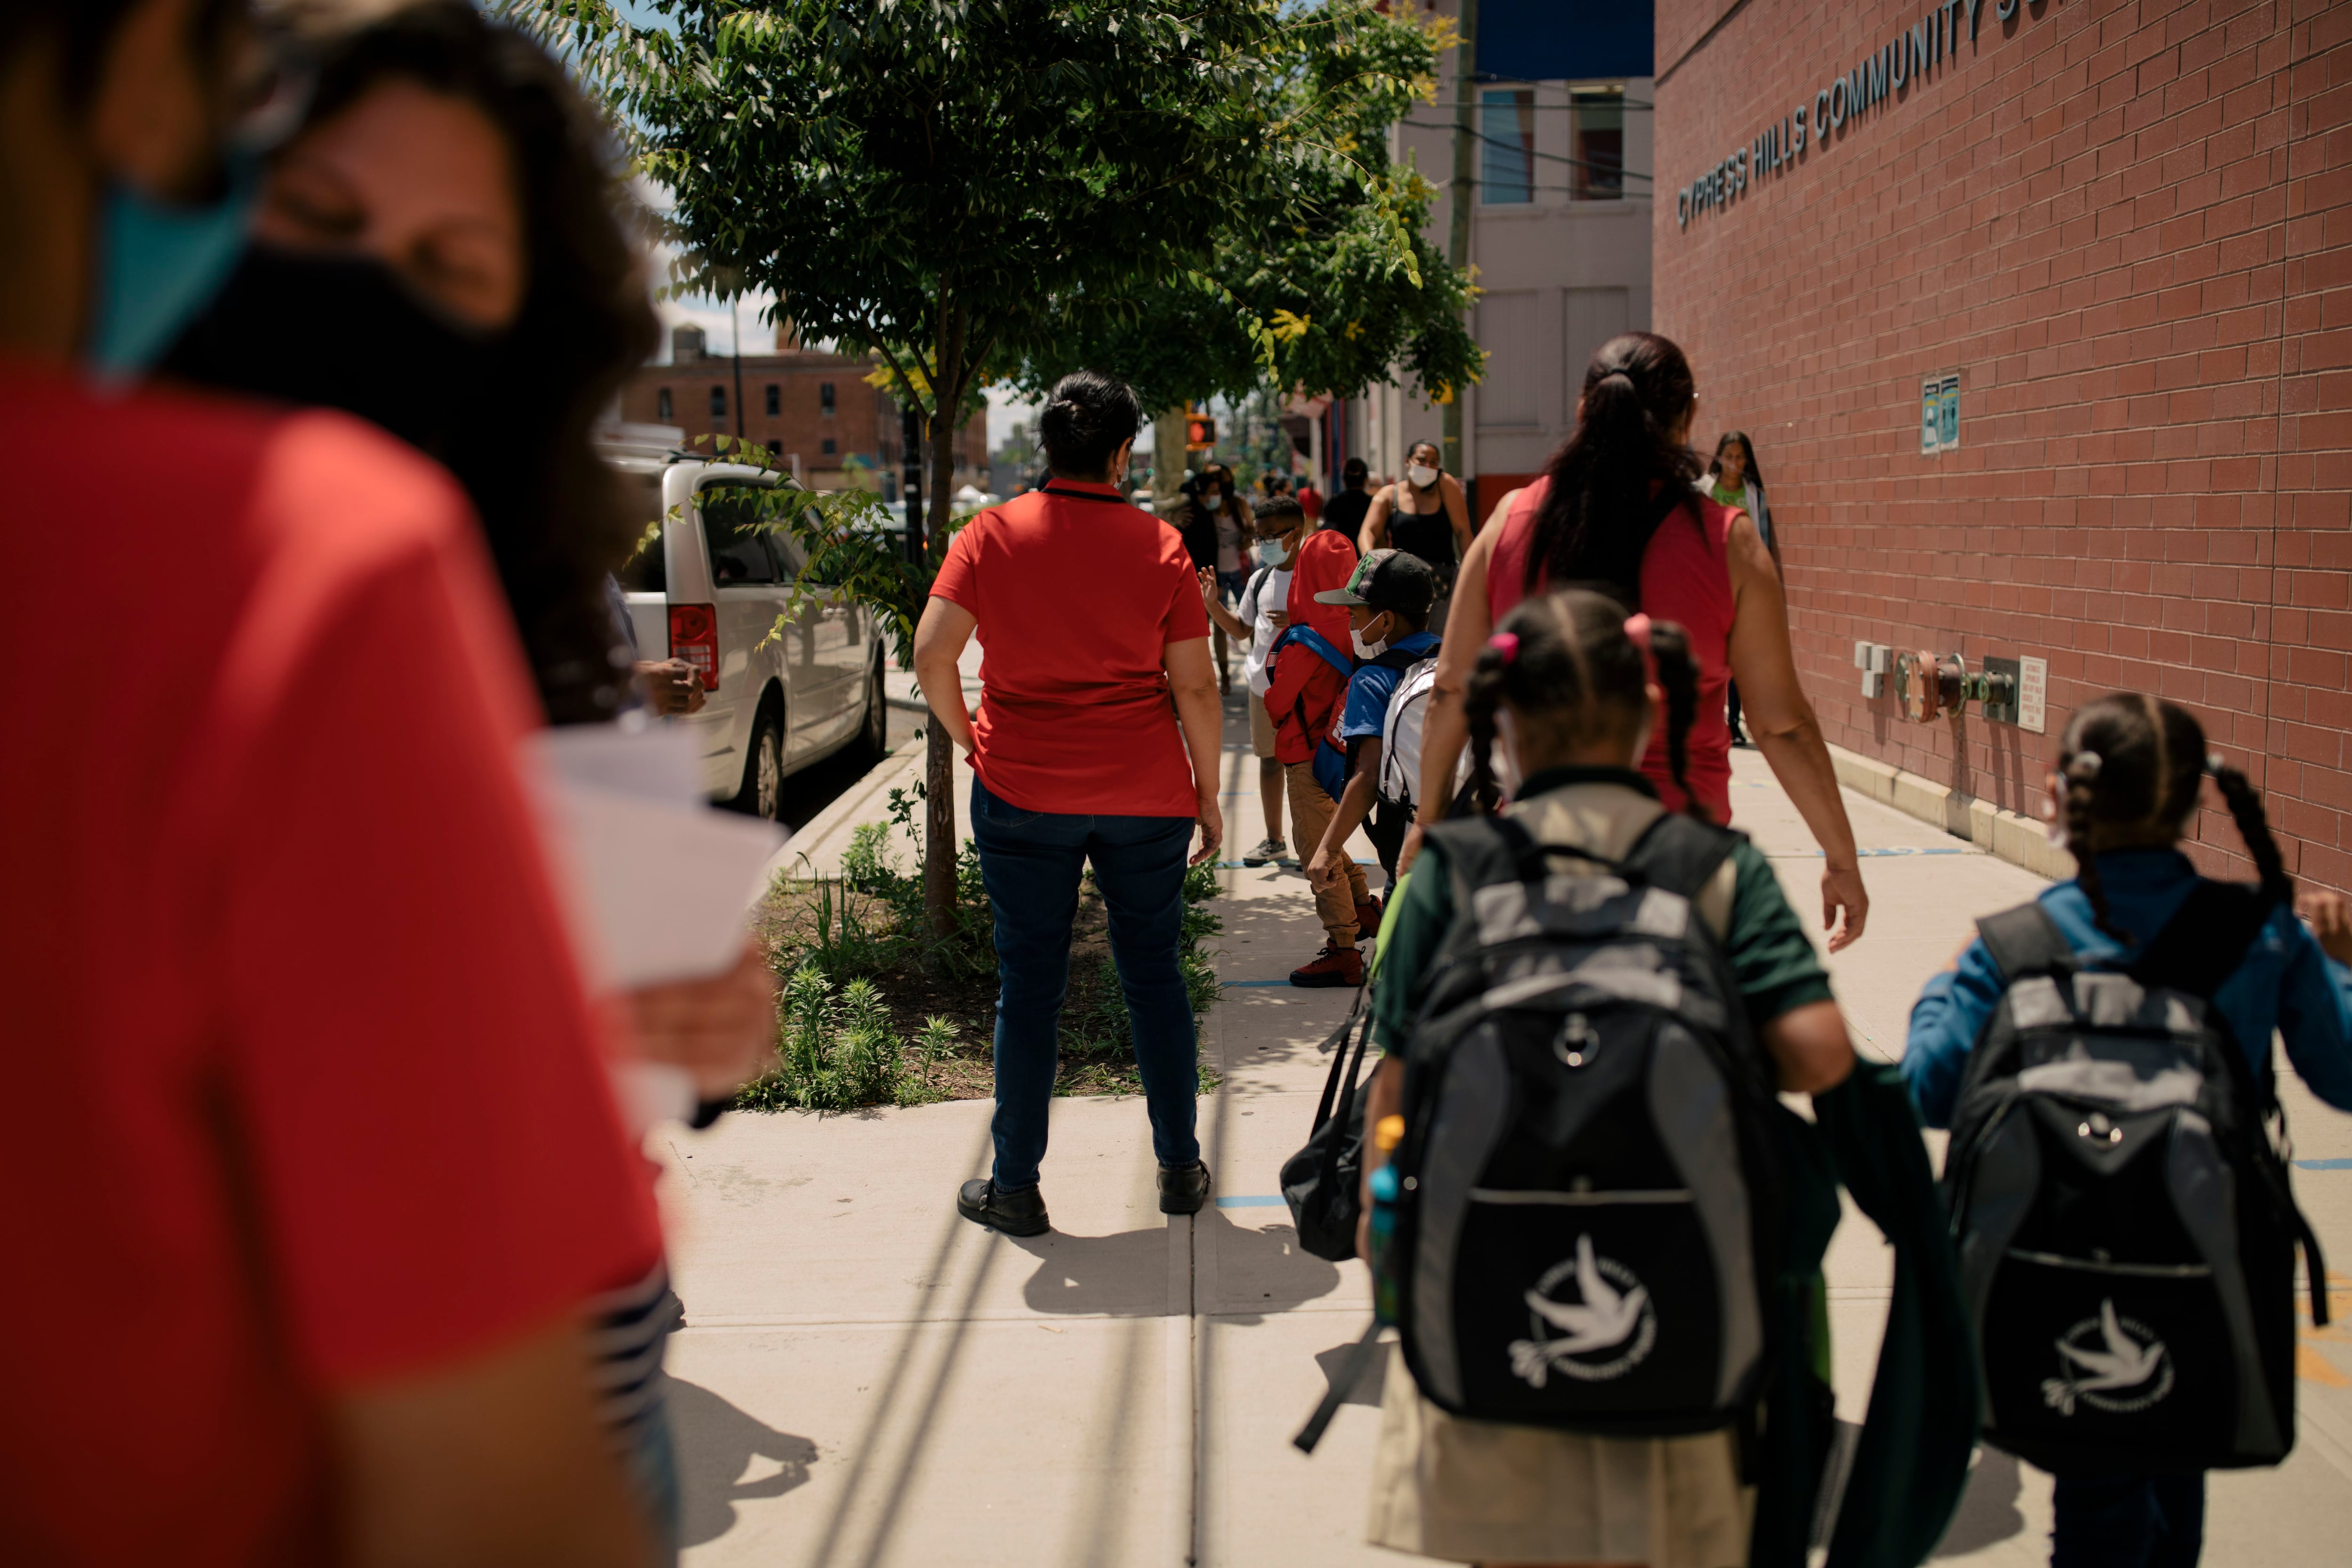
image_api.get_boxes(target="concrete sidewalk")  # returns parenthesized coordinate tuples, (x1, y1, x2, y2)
(664, 688, 2352, 1566)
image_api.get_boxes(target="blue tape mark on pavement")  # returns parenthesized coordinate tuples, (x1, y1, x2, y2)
(1216, 1195, 1288, 1208)
(1769, 846, 1972, 859)
(2295, 1158, 2352, 1170)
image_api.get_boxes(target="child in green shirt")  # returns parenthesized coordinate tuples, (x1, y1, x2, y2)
(1356, 588, 1857, 1567)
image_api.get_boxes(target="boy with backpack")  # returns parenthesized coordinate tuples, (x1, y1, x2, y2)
(1904, 692, 2352, 1568)
(1199, 495, 1309, 867)
(1351, 590, 1975, 1567)
(1299, 549, 1440, 920)
(1264, 520, 1369, 984)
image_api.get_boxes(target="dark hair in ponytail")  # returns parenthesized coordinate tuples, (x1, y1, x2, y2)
(1039, 369, 1143, 477)
(1525, 332, 1703, 602)
(2057, 693, 2292, 942)
(1462, 588, 1708, 821)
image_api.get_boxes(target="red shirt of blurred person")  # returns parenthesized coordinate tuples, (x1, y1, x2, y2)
(1296, 480, 1323, 523)
(1487, 477, 1739, 820)
(0, 368, 660, 1565)
(930, 479, 1211, 816)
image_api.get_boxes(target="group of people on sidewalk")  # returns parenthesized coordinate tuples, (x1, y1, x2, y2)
(16, 7, 2352, 1568)
(917, 339, 2352, 1568)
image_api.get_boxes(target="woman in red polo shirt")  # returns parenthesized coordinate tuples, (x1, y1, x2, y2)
(914, 370, 1224, 1236)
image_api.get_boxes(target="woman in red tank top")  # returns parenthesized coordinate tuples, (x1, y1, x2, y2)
(1410, 331, 1870, 951)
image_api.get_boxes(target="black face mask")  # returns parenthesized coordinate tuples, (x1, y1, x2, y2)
(159, 244, 511, 462)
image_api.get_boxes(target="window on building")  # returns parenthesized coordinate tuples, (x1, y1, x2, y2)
(819, 382, 836, 416)
(1480, 88, 1535, 205)
(766, 438, 781, 458)
(764, 383, 780, 416)
(1571, 87, 1625, 200)
(821, 437, 837, 456)
(709, 384, 727, 420)
(655, 386, 672, 421)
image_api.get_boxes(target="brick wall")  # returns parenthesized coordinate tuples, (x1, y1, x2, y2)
(618, 352, 986, 484)
(1655, 0, 2352, 887)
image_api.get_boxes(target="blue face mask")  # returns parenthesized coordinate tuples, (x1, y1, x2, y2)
(84, 157, 260, 378)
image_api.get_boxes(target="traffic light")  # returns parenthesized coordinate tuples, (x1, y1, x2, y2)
(1185, 414, 1216, 450)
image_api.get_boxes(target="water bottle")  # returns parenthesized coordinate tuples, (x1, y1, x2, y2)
(1367, 1114, 1406, 1324)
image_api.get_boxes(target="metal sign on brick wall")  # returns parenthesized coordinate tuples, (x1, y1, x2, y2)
(1677, 0, 2020, 229)
(1921, 375, 1960, 455)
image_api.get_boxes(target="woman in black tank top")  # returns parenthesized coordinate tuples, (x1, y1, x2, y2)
(1360, 439, 1472, 583)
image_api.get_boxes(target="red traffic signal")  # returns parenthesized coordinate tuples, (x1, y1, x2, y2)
(1185, 415, 1216, 450)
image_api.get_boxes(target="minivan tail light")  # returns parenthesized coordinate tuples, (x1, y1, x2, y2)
(669, 603, 719, 690)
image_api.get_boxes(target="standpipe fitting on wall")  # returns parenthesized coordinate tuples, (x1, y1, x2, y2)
(1865, 641, 2045, 732)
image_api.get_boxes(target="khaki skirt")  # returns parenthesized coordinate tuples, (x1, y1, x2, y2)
(1365, 1348, 1753, 1566)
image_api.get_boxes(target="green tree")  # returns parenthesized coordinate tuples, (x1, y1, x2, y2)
(1022, 19, 1481, 415)
(527, 0, 1462, 930)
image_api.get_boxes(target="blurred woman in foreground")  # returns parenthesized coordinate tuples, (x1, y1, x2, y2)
(163, 3, 774, 1553)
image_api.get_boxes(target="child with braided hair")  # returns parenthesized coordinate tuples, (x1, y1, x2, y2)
(1354, 588, 1866, 1567)
(1903, 692, 2352, 1568)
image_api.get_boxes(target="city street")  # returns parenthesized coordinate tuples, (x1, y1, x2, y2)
(660, 693, 2352, 1567)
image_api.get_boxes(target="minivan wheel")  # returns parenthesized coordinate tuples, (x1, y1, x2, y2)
(731, 703, 785, 820)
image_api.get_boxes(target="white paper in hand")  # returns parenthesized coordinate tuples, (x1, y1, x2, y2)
(525, 724, 786, 991)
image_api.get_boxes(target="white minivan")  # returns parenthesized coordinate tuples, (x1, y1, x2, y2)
(612, 457, 888, 819)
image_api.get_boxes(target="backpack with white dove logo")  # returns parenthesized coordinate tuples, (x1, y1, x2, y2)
(1378, 810, 1784, 1434)
(1942, 884, 2330, 1473)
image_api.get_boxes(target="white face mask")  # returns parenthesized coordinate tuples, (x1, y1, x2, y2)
(1252, 538, 1287, 568)
(1406, 462, 1438, 489)
(1351, 620, 1391, 660)
(1199, 490, 1221, 508)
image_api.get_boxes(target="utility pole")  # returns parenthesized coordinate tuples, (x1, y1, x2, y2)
(901, 405, 926, 561)
(1442, 0, 1478, 483)
(729, 297, 747, 441)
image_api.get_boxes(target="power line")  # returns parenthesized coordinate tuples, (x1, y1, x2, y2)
(1418, 99, 1658, 112)
(1398, 119, 1653, 182)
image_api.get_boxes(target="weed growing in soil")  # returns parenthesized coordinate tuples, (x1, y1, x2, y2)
(739, 823, 1222, 1112)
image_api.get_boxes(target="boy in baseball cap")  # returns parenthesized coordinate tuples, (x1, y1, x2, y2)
(1289, 549, 1440, 986)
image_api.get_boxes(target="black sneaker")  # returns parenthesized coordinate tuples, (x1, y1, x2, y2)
(957, 1178, 1049, 1236)
(1159, 1160, 1212, 1215)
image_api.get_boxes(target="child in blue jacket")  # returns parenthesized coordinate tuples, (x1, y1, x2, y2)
(1904, 692, 2352, 1568)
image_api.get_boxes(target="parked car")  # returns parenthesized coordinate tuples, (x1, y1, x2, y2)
(612, 457, 888, 818)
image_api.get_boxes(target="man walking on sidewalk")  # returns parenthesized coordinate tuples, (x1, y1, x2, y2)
(913, 370, 1224, 1236)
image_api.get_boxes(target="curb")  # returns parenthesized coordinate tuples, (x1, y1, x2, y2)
(1827, 743, 2073, 883)
(758, 734, 926, 887)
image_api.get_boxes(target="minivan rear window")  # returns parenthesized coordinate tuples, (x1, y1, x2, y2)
(700, 486, 779, 585)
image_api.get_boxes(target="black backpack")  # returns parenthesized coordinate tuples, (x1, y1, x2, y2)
(1942, 884, 2331, 1474)
(1378, 810, 1785, 1435)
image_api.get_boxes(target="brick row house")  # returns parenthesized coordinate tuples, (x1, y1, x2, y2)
(620, 323, 988, 496)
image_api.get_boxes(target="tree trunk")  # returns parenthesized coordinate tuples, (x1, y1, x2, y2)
(1153, 406, 1191, 500)
(920, 310, 970, 937)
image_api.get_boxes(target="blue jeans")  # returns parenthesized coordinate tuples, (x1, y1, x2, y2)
(2050, 1472, 2203, 1568)
(970, 777, 1201, 1191)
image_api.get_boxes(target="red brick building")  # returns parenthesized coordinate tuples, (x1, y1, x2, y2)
(1655, 0, 2352, 886)
(618, 325, 987, 494)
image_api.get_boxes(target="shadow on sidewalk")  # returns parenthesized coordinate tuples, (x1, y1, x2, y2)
(1003, 1210, 1342, 1321)
(670, 1373, 819, 1548)
(1931, 1446, 2025, 1557)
